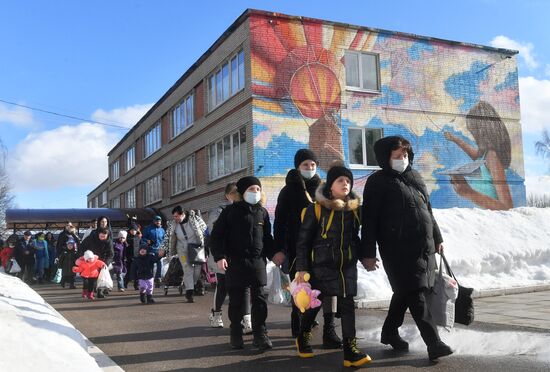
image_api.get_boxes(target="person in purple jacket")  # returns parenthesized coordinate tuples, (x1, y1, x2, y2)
(112, 230, 128, 291)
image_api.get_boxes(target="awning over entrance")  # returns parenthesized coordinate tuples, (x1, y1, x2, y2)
(5, 208, 162, 232)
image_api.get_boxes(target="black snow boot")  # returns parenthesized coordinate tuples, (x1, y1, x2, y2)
(230, 326, 244, 349)
(296, 331, 314, 358)
(185, 289, 194, 303)
(343, 338, 372, 368)
(146, 294, 155, 304)
(381, 331, 409, 351)
(427, 340, 453, 361)
(322, 313, 342, 349)
(140, 293, 146, 304)
(253, 332, 273, 351)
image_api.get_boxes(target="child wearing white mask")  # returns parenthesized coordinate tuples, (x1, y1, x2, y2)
(210, 176, 283, 351)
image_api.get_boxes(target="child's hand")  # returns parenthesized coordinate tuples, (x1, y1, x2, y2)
(72, 266, 79, 273)
(216, 258, 228, 271)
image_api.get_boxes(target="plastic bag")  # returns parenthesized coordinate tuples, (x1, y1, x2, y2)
(428, 255, 459, 329)
(97, 266, 114, 290)
(53, 268, 62, 284)
(8, 258, 21, 274)
(160, 257, 170, 278)
(268, 266, 291, 306)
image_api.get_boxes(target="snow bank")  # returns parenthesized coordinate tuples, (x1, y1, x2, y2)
(357, 207, 550, 301)
(0, 273, 101, 372)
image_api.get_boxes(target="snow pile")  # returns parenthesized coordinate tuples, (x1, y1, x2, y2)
(357, 207, 550, 301)
(0, 273, 101, 372)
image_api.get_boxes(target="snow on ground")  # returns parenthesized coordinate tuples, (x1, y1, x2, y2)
(0, 272, 101, 372)
(357, 207, 550, 301)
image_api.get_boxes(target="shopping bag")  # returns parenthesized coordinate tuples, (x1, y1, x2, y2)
(53, 268, 62, 284)
(428, 253, 458, 329)
(187, 243, 206, 264)
(97, 266, 114, 290)
(441, 254, 475, 325)
(267, 265, 291, 306)
(160, 257, 170, 278)
(8, 258, 21, 274)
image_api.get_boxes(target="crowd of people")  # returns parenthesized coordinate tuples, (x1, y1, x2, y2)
(0, 137, 454, 367)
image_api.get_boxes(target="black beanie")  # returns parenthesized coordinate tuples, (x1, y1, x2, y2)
(294, 148, 318, 168)
(236, 176, 262, 195)
(324, 165, 354, 195)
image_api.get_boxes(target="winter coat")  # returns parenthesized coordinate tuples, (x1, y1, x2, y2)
(210, 193, 277, 289)
(112, 239, 127, 274)
(360, 136, 443, 293)
(34, 239, 50, 270)
(80, 233, 114, 265)
(141, 224, 166, 253)
(295, 184, 362, 297)
(73, 255, 105, 278)
(168, 211, 207, 258)
(0, 246, 14, 268)
(14, 239, 35, 265)
(274, 169, 321, 274)
(133, 253, 158, 280)
(46, 238, 57, 268)
(58, 248, 78, 276)
(56, 230, 80, 256)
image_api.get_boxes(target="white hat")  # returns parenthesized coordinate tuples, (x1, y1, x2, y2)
(118, 230, 128, 239)
(83, 250, 94, 261)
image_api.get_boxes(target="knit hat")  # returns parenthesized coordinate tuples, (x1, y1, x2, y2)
(153, 215, 162, 221)
(66, 238, 76, 246)
(236, 176, 262, 195)
(325, 165, 354, 195)
(294, 148, 318, 168)
(128, 222, 139, 231)
(138, 242, 149, 254)
(118, 230, 128, 239)
(83, 250, 94, 261)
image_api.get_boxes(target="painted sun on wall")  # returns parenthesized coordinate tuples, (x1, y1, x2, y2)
(249, 13, 525, 211)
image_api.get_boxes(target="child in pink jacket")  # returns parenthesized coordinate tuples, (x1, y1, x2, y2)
(73, 250, 105, 300)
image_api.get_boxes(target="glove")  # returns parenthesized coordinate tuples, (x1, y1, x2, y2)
(54, 258, 59, 264)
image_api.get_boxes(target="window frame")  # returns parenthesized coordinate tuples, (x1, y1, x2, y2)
(347, 127, 383, 169)
(171, 154, 196, 196)
(143, 174, 162, 206)
(208, 49, 245, 111)
(170, 92, 195, 139)
(110, 196, 120, 208)
(143, 121, 162, 159)
(111, 159, 120, 182)
(344, 50, 381, 92)
(100, 190, 108, 206)
(208, 127, 247, 181)
(125, 188, 136, 208)
(126, 146, 135, 172)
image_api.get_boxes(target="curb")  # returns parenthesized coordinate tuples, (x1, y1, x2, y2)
(355, 284, 550, 309)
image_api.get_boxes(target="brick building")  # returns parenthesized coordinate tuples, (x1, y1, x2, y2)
(88, 9, 526, 218)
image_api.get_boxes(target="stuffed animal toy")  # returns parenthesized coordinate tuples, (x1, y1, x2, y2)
(290, 272, 322, 313)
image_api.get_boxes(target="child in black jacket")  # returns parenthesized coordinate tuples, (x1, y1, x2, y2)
(210, 176, 284, 351)
(57, 238, 78, 289)
(133, 244, 160, 304)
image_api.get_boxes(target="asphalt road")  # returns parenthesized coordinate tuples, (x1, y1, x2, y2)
(37, 283, 550, 371)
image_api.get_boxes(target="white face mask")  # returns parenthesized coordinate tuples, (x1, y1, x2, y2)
(244, 191, 261, 205)
(390, 157, 409, 173)
(300, 169, 316, 179)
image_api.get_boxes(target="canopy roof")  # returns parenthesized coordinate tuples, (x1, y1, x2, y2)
(5, 208, 162, 232)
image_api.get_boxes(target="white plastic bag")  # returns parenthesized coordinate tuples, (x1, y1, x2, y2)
(268, 265, 291, 306)
(97, 266, 114, 290)
(428, 255, 459, 329)
(160, 257, 170, 278)
(53, 268, 62, 284)
(8, 258, 21, 274)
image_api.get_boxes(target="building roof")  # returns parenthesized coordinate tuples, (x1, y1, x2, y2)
(106, 8, 518, 158)
(5, 208, 161, 231)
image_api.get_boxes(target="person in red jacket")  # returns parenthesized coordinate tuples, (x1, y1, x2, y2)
(73, 250, 105, 300)
(0, 235, 17, 270)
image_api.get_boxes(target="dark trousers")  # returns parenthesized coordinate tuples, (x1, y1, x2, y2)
(214, 273, 251, 313)
(228, 285, 266, 335)
(83, 278, 97, 292)
(60, 275, 75, 287)
(382, 289, 440, 346)
(301, 294, 356, 339)
(19, 261, 34, 283)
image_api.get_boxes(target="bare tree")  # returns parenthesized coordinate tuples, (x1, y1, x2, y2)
(535, 129, 550, 162)
(0, 138, 14, 237)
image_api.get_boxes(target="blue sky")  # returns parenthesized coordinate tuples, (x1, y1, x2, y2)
(1, 0, 549, 208)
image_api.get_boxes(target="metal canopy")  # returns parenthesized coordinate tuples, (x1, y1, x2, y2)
(5, 208, 162, 232)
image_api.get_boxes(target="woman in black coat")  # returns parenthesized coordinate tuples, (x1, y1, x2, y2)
(360, 136, 452, 361)
(274, 149, 340, 347)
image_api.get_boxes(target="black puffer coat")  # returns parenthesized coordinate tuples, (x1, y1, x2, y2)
(57, 248, 78, 276)
(360, 136, 443, 293)
(274, 169, 321, 273)
(79, 233, 114, 266)
(295, 184, 362, 297)
(210, 193, 277, 289)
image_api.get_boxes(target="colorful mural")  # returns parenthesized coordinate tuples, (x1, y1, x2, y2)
(249, 13, 525, 211)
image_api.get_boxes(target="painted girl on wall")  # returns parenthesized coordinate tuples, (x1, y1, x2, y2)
(444, 101, 513, 210)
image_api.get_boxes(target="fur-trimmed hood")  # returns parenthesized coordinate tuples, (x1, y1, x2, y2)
(315, 182, 361, 211)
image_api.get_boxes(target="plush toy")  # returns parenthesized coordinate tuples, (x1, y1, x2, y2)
(290, 272, 322, 313)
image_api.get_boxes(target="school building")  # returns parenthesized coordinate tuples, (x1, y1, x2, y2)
(87, 9, 526, 218)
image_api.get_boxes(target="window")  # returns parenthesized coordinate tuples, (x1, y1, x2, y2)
(100, 190, 108, 206)
(345, 51, 380, 91)
(93, 196, 99, 208)
(144, 174, 162, 205)
(88, 200, 92, 208)
(144, 122, 161, 158)
(111, 196, 120, 208)
(208, 50, 245, 110)
(125, 188, 136, 208)
(172, 155, 195, 195)
(171, 93, 194, 138)
(111, 160, 120, 182)
(126, 146, 135, 172)
(348, 128, 383, 167)
(208, 127, 247, 180)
